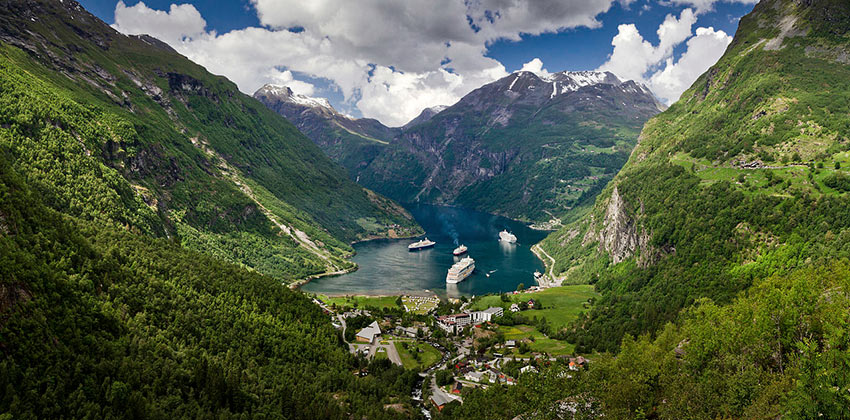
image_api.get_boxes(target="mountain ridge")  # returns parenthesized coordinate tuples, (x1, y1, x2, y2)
(256, 69, 665, 223)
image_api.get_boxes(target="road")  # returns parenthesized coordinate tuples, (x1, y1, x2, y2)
(531, 244, 564, 287)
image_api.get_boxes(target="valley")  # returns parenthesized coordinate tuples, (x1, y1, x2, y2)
(4, 0, 850, 418)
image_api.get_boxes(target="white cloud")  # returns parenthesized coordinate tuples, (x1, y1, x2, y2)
(597, 8, 696, 83)
(519, 58, 551, 79)
(112, 1, 207, 42)
(665, 0, 759, 15)
(597, 8, 732, 105)
(112, 0, 625, 126)
(649, 27, 732, 103)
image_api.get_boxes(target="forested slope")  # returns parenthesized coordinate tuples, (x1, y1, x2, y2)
(0, 0, 423, 417)
(0, 0, 419, 284)
(540, 0, 850, 352)
(0, 149, 419, 419)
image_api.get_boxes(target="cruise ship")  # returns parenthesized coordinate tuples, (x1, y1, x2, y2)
(446, 257, 475, 284)
(452, 244, 468, 256)
(499, 230, 517, 243)
(408, 237, 436, 251)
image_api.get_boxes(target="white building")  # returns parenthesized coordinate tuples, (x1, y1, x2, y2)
(465, 371, 486, 382)
(355, 321, 381, 344)
(470, 306, 504, 324)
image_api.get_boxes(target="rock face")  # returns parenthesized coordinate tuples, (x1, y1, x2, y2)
(256, 70, 664, 222)
(595, 187, 674, 266)
(597, 187, 638, 264)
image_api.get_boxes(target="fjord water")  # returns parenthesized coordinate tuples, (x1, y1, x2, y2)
(302, 204, 549, 297)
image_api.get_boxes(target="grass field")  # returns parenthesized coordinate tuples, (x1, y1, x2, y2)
(498, 325, 574, 356)
(317, 294, 401, 311)
(471, 285, 598, 329)
(394, 341, 441, 371)
(374, 347, 388, 361)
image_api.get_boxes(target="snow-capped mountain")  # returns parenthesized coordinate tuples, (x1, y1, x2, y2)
(254, 84, 336, 113)
(255, 70, 665, 222)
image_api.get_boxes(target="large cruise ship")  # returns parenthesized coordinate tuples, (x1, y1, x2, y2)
(499, 230, 517, 243)
(446, 257, 475, 284)
(408, 237, 436, 251)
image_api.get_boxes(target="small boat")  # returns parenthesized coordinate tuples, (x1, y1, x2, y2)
(408, 237, 436, 251)
(499, 230, 517, 243)
(452, 244, 468, 256)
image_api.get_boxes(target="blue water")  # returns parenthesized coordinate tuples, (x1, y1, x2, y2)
(301, 204, 550, 297)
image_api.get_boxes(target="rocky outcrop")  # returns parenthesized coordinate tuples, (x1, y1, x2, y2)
(597, 187, 639, 264)
(595, 187, 673, 266)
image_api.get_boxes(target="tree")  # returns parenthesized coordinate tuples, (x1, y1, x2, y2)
(501, 294, 511, 303)
(836, 161, 842, 169)
(436, 370, 454, 387)
(516, 283, 525, 292)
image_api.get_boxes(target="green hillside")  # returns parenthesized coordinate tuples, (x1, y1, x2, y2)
(0, 0, 418, 284)
(539, 0, 850, 353)
(0, 149, 419, 419)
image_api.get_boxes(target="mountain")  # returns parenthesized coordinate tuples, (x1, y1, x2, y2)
(0, 0, 420, 417)
(254, 84, 401, 175)
(538, 0, 850, 353)
(0, 0, 420, 284)
(402, 105, 448, 129)
(255, 71, 665, 224)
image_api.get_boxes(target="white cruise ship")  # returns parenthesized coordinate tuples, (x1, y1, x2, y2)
(499, 230, 517, 243)
(446, 257, 475, 284)
(408, 237, 436, 251)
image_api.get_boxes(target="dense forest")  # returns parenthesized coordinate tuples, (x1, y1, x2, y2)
(0, 148, 420, 418)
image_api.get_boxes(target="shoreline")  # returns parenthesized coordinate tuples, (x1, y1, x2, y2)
(293, 229, 424, 291)
(530, 243, 565, 287)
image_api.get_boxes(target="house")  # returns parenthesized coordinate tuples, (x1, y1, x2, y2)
(355, 321, 381, 344)
(568, 356, 589, 371)
(430, 392, 453, 411)
(527, 299, 535, 309)
(465, 371, 485, 382)
(395, 326, 418, 338)
(520, 365, 538, 374)
(510, 303, 520, 312)
(451, 382, 463, 394)
(505, 340, 516, 348)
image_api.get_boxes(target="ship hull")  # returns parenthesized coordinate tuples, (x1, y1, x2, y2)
(408, 243, 435, 251)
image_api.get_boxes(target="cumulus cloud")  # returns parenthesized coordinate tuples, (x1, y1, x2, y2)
(597, 8, 731, 104)
(519, 58, 551, 79)
(597, 8, 696, 83)
(112, 1, 207, 42)
(649, 27, 732, 103)
(112, 0, 624, 126)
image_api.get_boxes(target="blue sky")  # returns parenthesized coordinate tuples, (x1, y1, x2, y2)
(81, 0, 757, 126)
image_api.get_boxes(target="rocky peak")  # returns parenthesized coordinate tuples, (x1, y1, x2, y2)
(402, 104, 449, 129)
(253, 84, 336, 113)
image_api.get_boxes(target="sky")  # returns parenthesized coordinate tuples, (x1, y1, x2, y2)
(79, 0, 757, 127)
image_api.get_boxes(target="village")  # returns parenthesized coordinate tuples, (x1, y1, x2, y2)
(311, 287, 592, 414)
